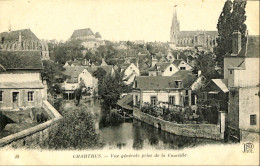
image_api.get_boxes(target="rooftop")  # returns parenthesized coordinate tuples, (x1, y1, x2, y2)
(135, 71, 197, 90)
(70, 28, 94, 38)
(0, 29, 39, 42)
(178, 31, 218, 38)
(0, 51, 42, 70)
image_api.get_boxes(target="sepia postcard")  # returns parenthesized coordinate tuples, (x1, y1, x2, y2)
(0, 0, 259, 165)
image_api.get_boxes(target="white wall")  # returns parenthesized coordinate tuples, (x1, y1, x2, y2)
(233, 58, 259, 87)
(0, 73, 41, 82)
(239, 87, 259, 131)
(78, 69, 98, 88)
(162, 64, 179, 76)
(141, 91, 181, 105)
(124, 63, 140, 77)
(177, 61, 193, 70)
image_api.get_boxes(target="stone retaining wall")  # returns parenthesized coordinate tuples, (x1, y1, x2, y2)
(0, 101, 62, 148)
(133, 107, 223, 140)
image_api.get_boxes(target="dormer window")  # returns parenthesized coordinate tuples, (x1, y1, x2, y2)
(170, 67, 172, 71)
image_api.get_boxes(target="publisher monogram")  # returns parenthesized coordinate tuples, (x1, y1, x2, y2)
(243, 143, 254, 153)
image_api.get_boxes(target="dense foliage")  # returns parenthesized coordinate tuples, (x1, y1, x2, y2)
(42, 108, 101, 149)
(214, 0, 247, 75)
(41, 60, 68, 95)
(193, 51, 220, 80)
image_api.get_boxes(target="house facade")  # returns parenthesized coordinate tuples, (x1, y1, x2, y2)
(148, 62, 179, 76)
(122, 63, 140, 85)
(62, 66, 98, 99)
(226, 32, 259, 142)
(132, 71, 197, 111)
(0, 51, 47, 110)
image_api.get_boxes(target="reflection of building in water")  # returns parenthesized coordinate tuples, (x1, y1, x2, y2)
(170, 8, 218, 49)
(0, 29, 49, 60)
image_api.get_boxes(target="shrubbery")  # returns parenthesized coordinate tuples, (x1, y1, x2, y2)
(41, 108, 102, 149)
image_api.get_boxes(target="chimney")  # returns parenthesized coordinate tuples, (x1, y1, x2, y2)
(231, 30, 242, 55)
(151, 55, 158, 67)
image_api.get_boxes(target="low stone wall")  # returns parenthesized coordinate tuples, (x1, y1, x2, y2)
(133, 107, 223, 140)
(240, 130, 260, 143)
(0, 101, 62, 148)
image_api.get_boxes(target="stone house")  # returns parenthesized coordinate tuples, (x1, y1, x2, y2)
(121, 63, 140, 85)
(172, 59, 193, 71)
(132, 71, 197, 110)
(0, 51, 47, 110)
(225, 32, 259, 142)
(148, 62, 179, 77)
(61, 66, 98, 99)
(198, 79, 229, 112)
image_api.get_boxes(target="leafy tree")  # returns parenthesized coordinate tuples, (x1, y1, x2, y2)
(41, 60, 67, 95)
(214, 0, 247, 76)
(50, 39, 84, 64)
(41, 108, 101, 149)
(193, 51, 220, 80)
(97, 71, 125, 108)
(93, 67, 107, 83)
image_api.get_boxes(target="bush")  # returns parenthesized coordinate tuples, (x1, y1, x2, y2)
(41, 108, 101, 149)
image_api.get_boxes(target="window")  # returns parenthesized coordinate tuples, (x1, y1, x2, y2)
(250, 115, 256, 125)
(150, 96, 157, 106)
(230, 70, 233, 74)
(135, 95, 138, 105)
(169, 96, 175, 105)
(180, 67, 186, 70)
(28, 91, 34, 101)
(170, 67, 172, 71)
(0, 91, 3, 102)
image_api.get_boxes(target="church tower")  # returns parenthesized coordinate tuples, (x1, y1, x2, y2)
(170, 7, 180, 44)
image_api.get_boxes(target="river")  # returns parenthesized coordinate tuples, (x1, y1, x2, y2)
(73, 98, 223, 150)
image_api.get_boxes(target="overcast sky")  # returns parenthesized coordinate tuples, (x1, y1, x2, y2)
(0, 0, 259, 42)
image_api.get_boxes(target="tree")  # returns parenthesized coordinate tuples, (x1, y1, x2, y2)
(93, 67, 107, 83)
(41, 108, 101, 149)
(41, 60, 67, 95)
(97, 71, 125, 108)
(214, 0, 247, 76)
(193, 51, 220, 80)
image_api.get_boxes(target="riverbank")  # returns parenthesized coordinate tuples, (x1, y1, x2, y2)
(133, 107, 224, 140)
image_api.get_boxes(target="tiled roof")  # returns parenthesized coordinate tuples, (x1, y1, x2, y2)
(0, 81, 44, 89)
(148, 62, 171, 72)
(63, 66, 93, 83)
(0, 51, 42, 70)
(0, 29, 39, 42)
(116, 94, 133, 110)
(172, 59, 183, 67)
(178, 31, 218, 38)
(71, 28, 94, 38)
(135, 72, 197, 90)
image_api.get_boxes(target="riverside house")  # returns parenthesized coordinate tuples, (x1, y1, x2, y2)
(133, 70, 197, 111)
(0, 51, 47, 110)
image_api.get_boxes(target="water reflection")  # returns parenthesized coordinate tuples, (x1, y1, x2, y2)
(87, 99, 222, 150)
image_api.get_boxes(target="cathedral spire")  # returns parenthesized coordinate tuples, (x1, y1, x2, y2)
(170, 5, 179, 44)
